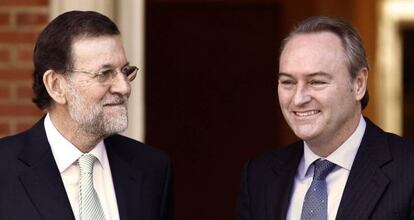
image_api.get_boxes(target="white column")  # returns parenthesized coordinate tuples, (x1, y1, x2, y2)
(117, 0, 146, 141)
(50, 0, 115, 20)
(49, 0, 146, 141)
(376, 0, 414, 135)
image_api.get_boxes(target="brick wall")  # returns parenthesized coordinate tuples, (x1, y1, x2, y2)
(0, 0, 48, 137)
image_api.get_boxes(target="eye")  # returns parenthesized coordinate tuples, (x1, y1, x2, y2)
(96, 69, 115, 82)
(309, 80, 327, 86)
(279, 79, 296, 88)
(280, 80, 294, 84)
(121, 66, 133, 76)
(121, 66, 138, 81)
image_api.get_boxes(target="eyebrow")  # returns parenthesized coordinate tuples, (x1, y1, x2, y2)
(99, 62, 130, 69)
(278, 72, 292, 78)
(278, 71, 332, 79)
(307, 71, 332, 79)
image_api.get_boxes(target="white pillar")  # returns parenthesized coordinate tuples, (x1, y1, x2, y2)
(117, 0, 146, 141)
(50, 0, 115, 20)
(376, 0, 414, 135)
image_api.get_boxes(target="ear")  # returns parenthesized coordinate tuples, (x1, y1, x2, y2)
(43, 70, 67, 105)
(353, 67, 368, 101)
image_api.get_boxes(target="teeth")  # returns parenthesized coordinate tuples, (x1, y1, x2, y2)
(295, 110, 319, 117)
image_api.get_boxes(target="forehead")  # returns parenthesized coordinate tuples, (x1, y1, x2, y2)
(71, 35, 126, 68)
(279, 32, 348, 76)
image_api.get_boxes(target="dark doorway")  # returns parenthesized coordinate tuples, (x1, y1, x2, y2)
(402, 28, 414, 141)
(145, 3, 296, 219)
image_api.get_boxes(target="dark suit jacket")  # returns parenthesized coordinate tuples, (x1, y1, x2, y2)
(0, 117, 173, 220)
(237, 118, 414, 220)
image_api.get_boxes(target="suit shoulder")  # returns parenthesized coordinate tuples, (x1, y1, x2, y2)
(385, 132, 414, 156)
(386, 132, 414, 146)
(0, 131, 29, 156)
(247, 141, 302, 171)
(365, 117, 414, 153)
(105, 134, 170, 164)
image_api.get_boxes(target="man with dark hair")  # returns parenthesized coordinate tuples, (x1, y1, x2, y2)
(237, 16, 414, 220)
(0, 11, 173, 220)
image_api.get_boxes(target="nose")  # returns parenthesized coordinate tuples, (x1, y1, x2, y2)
(293, 83, 311, 106)
(109, 71, 131, 97)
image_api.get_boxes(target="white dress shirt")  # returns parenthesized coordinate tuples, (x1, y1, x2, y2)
(286, 116, 366, 220)
(44, 114, 120, 220)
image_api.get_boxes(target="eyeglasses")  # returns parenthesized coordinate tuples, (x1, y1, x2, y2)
(68, 65, 138, 84)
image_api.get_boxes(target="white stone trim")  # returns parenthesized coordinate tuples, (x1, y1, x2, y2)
(377, 0, 414, 135)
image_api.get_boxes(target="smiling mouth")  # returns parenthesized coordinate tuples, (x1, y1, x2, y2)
(293, 110, 320, 117)
(103, 96, 127, 107)
(103, 102, 125, 107)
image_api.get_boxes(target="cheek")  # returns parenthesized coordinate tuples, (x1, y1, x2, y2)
(81, 88, 108, 102)
(319, 91, 350, 114)
(277, 90, 291, 107)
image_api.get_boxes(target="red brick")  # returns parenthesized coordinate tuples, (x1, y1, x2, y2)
(0, 31, 39, 44)
(16, 85, 33, 98)
(0, 86, 10, 98)
(0, 12, 10, 25)
(0, 49, 11, 62)
(17, 12, 48, 26)
(0, 69, 32, 80)
(0, 122, 9, 134)
(0, 105, 42, 117)
(0, 0, 48, 6)
(16, 121, 36, 132)
(17, 48, 33, 62)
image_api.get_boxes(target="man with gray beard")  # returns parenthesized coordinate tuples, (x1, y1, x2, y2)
(0, 11, 173, 220)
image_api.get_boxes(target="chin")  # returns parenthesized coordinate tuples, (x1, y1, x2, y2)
(295, 134, 315, 142)
(104, 106, 127, 117)
(292, 128, 319, 142)
(102, 114, 128, 134)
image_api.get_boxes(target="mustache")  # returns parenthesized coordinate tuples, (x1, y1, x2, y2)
(102, 95, 128, 106)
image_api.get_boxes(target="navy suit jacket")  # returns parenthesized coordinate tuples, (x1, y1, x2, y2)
(237, 118, 414, 220)
(0, 117, 173, 220)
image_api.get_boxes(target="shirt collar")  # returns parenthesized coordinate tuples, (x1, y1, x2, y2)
(298, 116, 366, 178)
(44, 113, 107, 173)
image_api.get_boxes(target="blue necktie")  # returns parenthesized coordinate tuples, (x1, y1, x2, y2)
(300, 159, 336, 220)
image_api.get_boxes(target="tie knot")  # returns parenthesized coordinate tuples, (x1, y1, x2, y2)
(313, 159, 336, 180)
(79, 153, 97, 174)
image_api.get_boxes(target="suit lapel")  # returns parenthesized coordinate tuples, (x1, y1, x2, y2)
(267, 142, 303, 220)
(105, 138, 143, 220)
(336, 119, 391, 220)
(18, 118, 74, 220)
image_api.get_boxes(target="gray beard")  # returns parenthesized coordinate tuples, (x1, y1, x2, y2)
(67, 85, 128, 138)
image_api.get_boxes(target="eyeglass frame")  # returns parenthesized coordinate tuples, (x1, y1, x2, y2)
(66, 65, 139, 84)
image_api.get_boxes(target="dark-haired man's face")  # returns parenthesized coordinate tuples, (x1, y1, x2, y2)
(65, 35, 131, 137)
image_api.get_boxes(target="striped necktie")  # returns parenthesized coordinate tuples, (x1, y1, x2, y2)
(79, 153, 106, 220)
